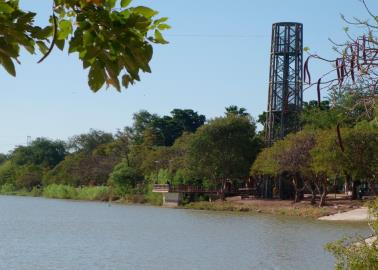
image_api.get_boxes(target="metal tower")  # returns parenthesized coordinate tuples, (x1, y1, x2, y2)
(266, 22, 303, 145)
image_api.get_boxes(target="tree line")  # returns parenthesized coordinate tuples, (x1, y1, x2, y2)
(0, 107, 260, 202)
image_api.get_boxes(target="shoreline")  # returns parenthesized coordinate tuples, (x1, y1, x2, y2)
(0, 192, 371, 220)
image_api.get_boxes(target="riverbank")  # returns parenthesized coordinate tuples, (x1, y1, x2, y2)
(183, 197, 365, 219)
(0, 186, 370, 219)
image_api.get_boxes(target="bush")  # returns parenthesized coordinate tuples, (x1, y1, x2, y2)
(144, 184, 163, 205)
(108, 161, 144, 197)
(0, 183, 16, 194)
(76, 186, 110, 201)
(42, 184, 111, 201)
(42, 184, 78, 199)
(14, 164, 43, 190)
(0, 161, 16, 186)
(326, 199, 378, 269)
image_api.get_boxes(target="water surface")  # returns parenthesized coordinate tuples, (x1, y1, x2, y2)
(0, 196, 370, 270)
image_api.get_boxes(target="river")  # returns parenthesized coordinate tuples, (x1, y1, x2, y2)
(0, 196, 370, 270)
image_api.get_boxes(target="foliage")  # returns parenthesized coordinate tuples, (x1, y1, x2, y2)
(14, 164, 43, 190)
(0, 153, 7, 165)
(131, 109, 205, 146)
(68, 129, 113, 153)
(108, 160, 144, 196)
(250, 147, 278, 176)
(0, 0, 169, 91)
(225, 105, 250, 117)
(44, 147, 119, 187)
(188, 115, 259, 188)
(42, 183, 78, 199)
(42, 184, 110, 201)
(326, 199, 378, 270)
(11, 138, 67, 168)
(305, 0, 377, 121)
(0, 183, 15, 194)
(0, 160, 16, 186)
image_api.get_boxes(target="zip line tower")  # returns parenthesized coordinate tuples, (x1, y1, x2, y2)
(266, 22, 303, 145)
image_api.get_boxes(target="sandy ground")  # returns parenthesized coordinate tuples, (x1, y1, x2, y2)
(318, 207, 370, 221)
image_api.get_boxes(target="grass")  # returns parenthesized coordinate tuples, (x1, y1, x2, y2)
(42, 184, 111, 201)
(0, 183, 162, 205)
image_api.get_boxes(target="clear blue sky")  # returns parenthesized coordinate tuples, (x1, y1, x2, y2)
(0, 0, 377, 153)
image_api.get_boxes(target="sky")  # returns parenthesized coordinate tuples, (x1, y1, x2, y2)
(0, 0, 377, 153)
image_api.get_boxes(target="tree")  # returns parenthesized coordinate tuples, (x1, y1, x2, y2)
(188, 115, 259, 197)
(11, 138, 67, 168)
(129, 109, 205, 146)
(0, 160, 16, 186)
(340, 122, 378, 195)
(225, 105, 249, 117)
(14, 164, 43, 190)
(68, 129, 113, 153)
(108, 160, 144, 196)
(0, 0, 169, 91)
(44, 137, 121, 187)
(304, 0, 377, 119)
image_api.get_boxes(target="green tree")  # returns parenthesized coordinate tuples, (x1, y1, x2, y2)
(0, 0, 169, 91)
(188, 115, 259, 197)
(225, 105, 249, 117)
(108, 160, 144, 196)
(130, 109, 205, 146)
(14, 164, 43, 190)
(0, 160, 16, 186)
(11, 138, 66, 168)
(0, 154, 7, 165)
(68, 129, 113, 153)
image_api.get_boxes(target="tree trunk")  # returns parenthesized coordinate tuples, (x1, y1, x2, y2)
(351, 180, 358, 200)
(318, 179, 328, 207)
(292, 175, 303, 203)
(367, 179, 378, 196)
(345, 173, 358, 200)
(310, 187, 317, 205)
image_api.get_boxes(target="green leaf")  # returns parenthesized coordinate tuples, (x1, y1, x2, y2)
(55, 39, 65, 51)
(0, 56, 16, 76)
(121, 0, 132, 7)
(88, 63, 106, 92)
(58, 20, 72, 40)
(157, 24, 171, 30)
(154, 30, 168, 44)
(83, 31, 94, 46)
(36, 41, 48, 54)
(133, 6, 158, 18)
(153, 17, 168, 25)
(303, 46, 310, 52)
(105, 0, 116, 9)
(0, 3, 14, 13)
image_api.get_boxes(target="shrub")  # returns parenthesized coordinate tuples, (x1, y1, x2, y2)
(42, 184, 78, 199)
(108, 161, 144, 197)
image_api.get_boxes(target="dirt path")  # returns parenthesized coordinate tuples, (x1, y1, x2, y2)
(318, 207, 370, 221)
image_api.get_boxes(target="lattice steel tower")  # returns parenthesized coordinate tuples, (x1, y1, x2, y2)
(266, 22, 303, 145)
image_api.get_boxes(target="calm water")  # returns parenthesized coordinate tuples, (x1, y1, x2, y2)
(0, 196, 370, 270)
